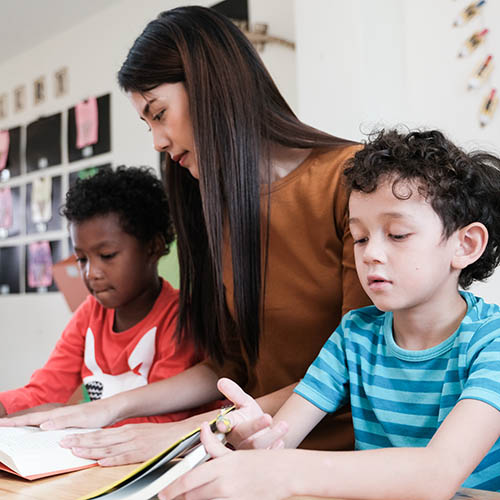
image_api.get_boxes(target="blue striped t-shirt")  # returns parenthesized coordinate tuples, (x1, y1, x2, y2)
(295, 291, 500, 491)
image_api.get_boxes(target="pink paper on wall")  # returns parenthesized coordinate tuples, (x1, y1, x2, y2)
(0, 187, 13, 229)
(75, 97, 99, 149)
(0, 130, 10, 171)
(28, 241, 53, 288)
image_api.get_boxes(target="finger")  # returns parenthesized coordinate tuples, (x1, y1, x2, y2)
(241, 420, 288, 450)
(69, 441, 145, 462)
(158, 458, 228, 500)
(59, 427, 131, 449)
(200, 422, 230, 459)
(0, 412, 51, 427)
(217, 378, 256, 410)
(215, 378, 263, 431)
(270, 439, 285, 449)
(40, 411, 86, 430)
(225, 413, 272, 444)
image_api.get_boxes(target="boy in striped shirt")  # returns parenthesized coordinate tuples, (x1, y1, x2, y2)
(160, 129, 500, 500)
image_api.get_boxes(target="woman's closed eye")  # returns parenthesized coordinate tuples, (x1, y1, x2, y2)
(153, 110, 165, 121)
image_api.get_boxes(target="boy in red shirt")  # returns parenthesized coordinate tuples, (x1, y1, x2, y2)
(0, 166, 200, 425)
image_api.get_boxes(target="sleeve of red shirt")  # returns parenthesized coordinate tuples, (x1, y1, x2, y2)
(0, 297, 93, 414)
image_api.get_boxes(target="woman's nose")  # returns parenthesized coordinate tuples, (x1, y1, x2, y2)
(152, 127, 170, 153)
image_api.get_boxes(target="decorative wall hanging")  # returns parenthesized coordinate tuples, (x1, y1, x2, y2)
(75, 96, 99, 151)
(33, 76, 46, 106)
(479, 88, 498, 126)
(0, 130, 9, 176)
(467, 54, 494, 89)
(31, 176, 52, 232)
(26, 175, 61, 234)
(68, 94, 110, 162)
(27, 240, 53, 291)
(13, 85, 25, 113)
(54, 67, 68, 98)
(458, 28, 488, 57)
(453, 0, 486, 27)
(453, 0, 497, 127)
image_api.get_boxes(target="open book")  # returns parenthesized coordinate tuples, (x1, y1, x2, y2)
(0, 426, 100, 480)
(78, 407, 234, 500)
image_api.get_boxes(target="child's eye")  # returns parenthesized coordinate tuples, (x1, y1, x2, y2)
(389, 233, 409, 241)
(101, 252, 118, 260)
(353, 237, 368, 245)
(75, 255, 87, 264)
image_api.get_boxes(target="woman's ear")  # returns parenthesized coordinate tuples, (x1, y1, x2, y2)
(452, 222, 489, 270)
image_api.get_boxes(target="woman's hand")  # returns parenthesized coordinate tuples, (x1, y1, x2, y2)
(158, 422, 293, 500)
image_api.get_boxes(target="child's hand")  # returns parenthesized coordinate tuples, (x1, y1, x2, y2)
(214, 378, 288, 450)
(158, 425, 293, 500)
(0, 398, 115, 430)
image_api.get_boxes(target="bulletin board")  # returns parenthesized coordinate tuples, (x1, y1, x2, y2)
(0, 93, 112, 296)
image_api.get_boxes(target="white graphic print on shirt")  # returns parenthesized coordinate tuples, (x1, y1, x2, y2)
(83, 327, 156, 401)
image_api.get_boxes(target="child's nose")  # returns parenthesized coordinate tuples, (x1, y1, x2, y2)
(363, 239, 385, 264)
(85, 260, 104, 280)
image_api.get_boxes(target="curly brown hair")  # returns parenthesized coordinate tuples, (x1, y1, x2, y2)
(344, 129, 500, 289)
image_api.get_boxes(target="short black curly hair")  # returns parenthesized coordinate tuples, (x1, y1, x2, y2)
(344, 129, 500, 289)
(61, 166, 175, 255)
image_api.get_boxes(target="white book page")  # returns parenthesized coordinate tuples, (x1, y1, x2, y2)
(0, 426, 99, 477)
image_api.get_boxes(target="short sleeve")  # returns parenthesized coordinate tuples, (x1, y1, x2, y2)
(294, 318, 350, 413)
(459, 319, 500, 412)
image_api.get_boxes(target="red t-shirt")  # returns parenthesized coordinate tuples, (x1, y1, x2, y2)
(0, 279, 201, 425)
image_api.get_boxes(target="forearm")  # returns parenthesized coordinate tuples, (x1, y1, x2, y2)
(281, 447, 460, 500)
(255, 383, 296, 415)
(0, 401, 6, 418)
(110, 363, 221, 422)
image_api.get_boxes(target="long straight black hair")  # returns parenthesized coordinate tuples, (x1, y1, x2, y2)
(118, 6, 354, 366)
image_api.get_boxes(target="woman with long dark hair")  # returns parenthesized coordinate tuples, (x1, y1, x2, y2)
(1, 5, 369, 464)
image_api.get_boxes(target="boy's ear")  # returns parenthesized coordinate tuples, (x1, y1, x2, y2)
(148, 234, 166, 261)
(452, 222, 489, 270)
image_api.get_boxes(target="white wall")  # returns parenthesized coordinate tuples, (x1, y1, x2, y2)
(0, 0, 296, 390)
(295, 0, 500, 304)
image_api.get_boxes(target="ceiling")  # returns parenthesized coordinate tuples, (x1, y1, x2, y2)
(0, 1, 123, 64)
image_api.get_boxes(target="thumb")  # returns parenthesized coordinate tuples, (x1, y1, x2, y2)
(200, 422, 231, 459)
